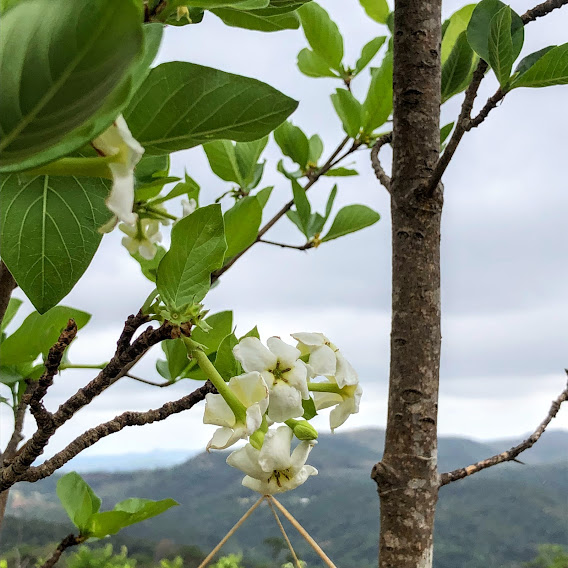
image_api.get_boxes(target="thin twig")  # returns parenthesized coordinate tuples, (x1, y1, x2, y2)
(270, 496, 338, 568)
(267, 497, 302, 568)
(17, 382, 215, 483)
(39, 534, 85, 568)
(258, 239, 314, 251)
(197, 496, 266, 568)
(370, 133, 393, 191)
(425, 0, 568, 197)
(440, 375, 568, 487)
(126, 373, 172, 387)
(212, 136, 353, 282)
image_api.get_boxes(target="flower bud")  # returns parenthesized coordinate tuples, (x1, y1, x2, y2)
(290, 419, 318, 441)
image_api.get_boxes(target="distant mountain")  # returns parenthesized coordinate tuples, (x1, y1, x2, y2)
(56, 449, 197, 473)
(5, 428, 568, 568)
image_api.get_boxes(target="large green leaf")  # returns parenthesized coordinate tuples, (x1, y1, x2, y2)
(274, 122, 310, 168)
(191, 311, 234, 355)
(0, 298, 23, 333)
(0, 0, 144, 172)
(442, 4, 476, 63)
(156, 205, 227, 310)
(297, 48, 338, 78)
(180, 0, 268, 7)
(124, 62, 298, 154)
(298, 2, 344, 71)
(0, 174, 111, 313)
(355, 36, 387, 75)
(224, 196, 263, 258)
(57, 473, 101, 531)
(442, 32, 475, 102)
(361, 52, 393, 133)
(511, 44, 568, 88)
(488, 6, 514, 87)
(235, 137, 268, 185)
(321, 204, 380, 242)
(330, 89, 362, 138)
(359, 0, 389, 24)
(211, 7, 300, 31)
(0, 306, 90, 365)
(204, 141, 243, 185)
(467, 0, 523, 64)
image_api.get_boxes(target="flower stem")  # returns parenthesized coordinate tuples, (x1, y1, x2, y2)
(182, 337, 246, 423)
(307, 381, 341, 394)
(59, 363, 106, 371)
(25, 157, 114, 180)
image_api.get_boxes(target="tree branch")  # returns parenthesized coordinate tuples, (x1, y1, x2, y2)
(439, 375, 568, 487)
(211, 136, 354, 282)
(0, 261, 17, 327)
(39, 534, 86, 568)
(370, 133, 393, 192)
(258, 239, 314, 251)
(125, 373, 172, 387)
(19, 382, 215, 483)
(424, 0, 568, 196)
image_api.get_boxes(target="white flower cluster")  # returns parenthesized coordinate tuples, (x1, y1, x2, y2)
(204, 334, 362, 495)
(92, 116, 196, 259)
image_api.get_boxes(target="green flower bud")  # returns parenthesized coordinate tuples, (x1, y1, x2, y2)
(289, 419, 318, 441)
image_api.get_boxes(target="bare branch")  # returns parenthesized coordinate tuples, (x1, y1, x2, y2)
(370, 133, 393, 191)
(440, 375, 568, 487)
(17, 381, 215, 483)
(0, 261, 17, 327)
(521, 0, 568, 23)
(212, 136, 355, 282)
(40, 534, 85, 568)
(258, 239, 314, 251)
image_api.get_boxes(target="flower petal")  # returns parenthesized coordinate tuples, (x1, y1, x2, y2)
(245, 403, 263, 435)
(233, 337, 277, 373)
(258, 425, 293, 472)
(290, 440, 316, 474)
(203, 393, 235, 428)
(241, 475, 270, 494)
(267, 337, 301, 367)
(283, 363, 309, 399)
(226, 444, 265, 479)
(334, 351, 358, 388)
(282, 465, 318, 492)
(229, 372, 268, 407)
(312, 391, 343, 411)
(291, 332, 327, 347)
(267, 382, 304, 422)
(206, 426, 244, 451)
(308, 344, 337, 377)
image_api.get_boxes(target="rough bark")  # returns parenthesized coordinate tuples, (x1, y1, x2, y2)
(371, 1, 443, 567)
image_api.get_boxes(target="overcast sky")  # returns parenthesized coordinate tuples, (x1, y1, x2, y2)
(1, 0, 567, 462)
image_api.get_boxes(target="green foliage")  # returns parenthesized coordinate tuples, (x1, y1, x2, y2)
(488, 6, 514, 87)
(211, 6, 301, 31)
(156, 205, 227, 311)
(0, 0, 145, 172)
(211, 554, 246, 568)
(0, 297, 22, 333)
(355, 36, 387, 75)
(524, 544, 568, 568)
(125, 62, 298, 154)
(0, 306, 90, 366)
(467, 0, 524, 65)
(0, 174, 111, 312)
(358, 0, 390, 24)
(321, 204, 380, 242)
(274, 122, 310, 170)
(441, 4, 476, 63)
(224, 196, 263, 258)
(331, 89, 362, 138)
(442, 32, 475, 102)
(56, 472, 177, 539)
(361, 51, 393, 134)
(67, 545, 137, 568)
(510, 44, 568, 89)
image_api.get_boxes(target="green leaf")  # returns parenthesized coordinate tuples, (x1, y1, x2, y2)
(204, 141, 243, 185)
(211, 7, 300, 31)
(224, 196, 263, 258)
(297, 48, 338, 78)
(362, 51, 393, 133)
(440, 122, 455, 147)
(467, 0, 523, 64)
(355, 36, 387, 74)
(214, 333, 241, 380)
(85, 511, 132, 538)
(324, 167, 358, 177)
(136, 155, 170, 186)
(156, 205, 227, 310)
(442, 4, 476, 63)
(513, 46, 556, 77)
(191, 311, 234, 355)
(308, 135, 324, 165)
(0, 298, 23, 332)
(0, 365, 28, 386)
(135, 176, 181, 202)
(239, 325, 260, 340)
(158, 339, 189, 381)
(125, 62, 298, 154)
(442, 32, 475, 102)
(0, 306, 90, 365)
(178, 0, 268, 7)
(56, 473, 101, 531)
(321, 204, 380, 242)
(291, 179, 311, 238)
(325, 186, 337, 221)
(156, 174, 200, 205)
(132, 246, 166, 283)
(510, 44, 568, 88)
(0, 174, 112, 313)
(255, 186, 274, 209)
(330, 89, 362, 138)
(0, 0, 144, 172)
(298, 2, 344, 71)
(488, 6, 514, 87)
(113, 497, 178, 522)
(274, 122, 310, 169)
(359, 0, 389, 24)
(235, 137, 268, 186)
(302, 397, 317, 420)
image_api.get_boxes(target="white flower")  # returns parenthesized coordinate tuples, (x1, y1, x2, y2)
(92, 115, 144, 227)
(226, 425, 317, 494)
(203, 372, 269, 451)
(233, 337, 309, 423)
(313, 379, 362, 433)
(181, 198, 197, 218)
(119, 219, 162, 260)
(291, 332, 358, 388)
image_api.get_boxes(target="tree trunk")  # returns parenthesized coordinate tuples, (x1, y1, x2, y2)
(372, 1, 443, 567)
